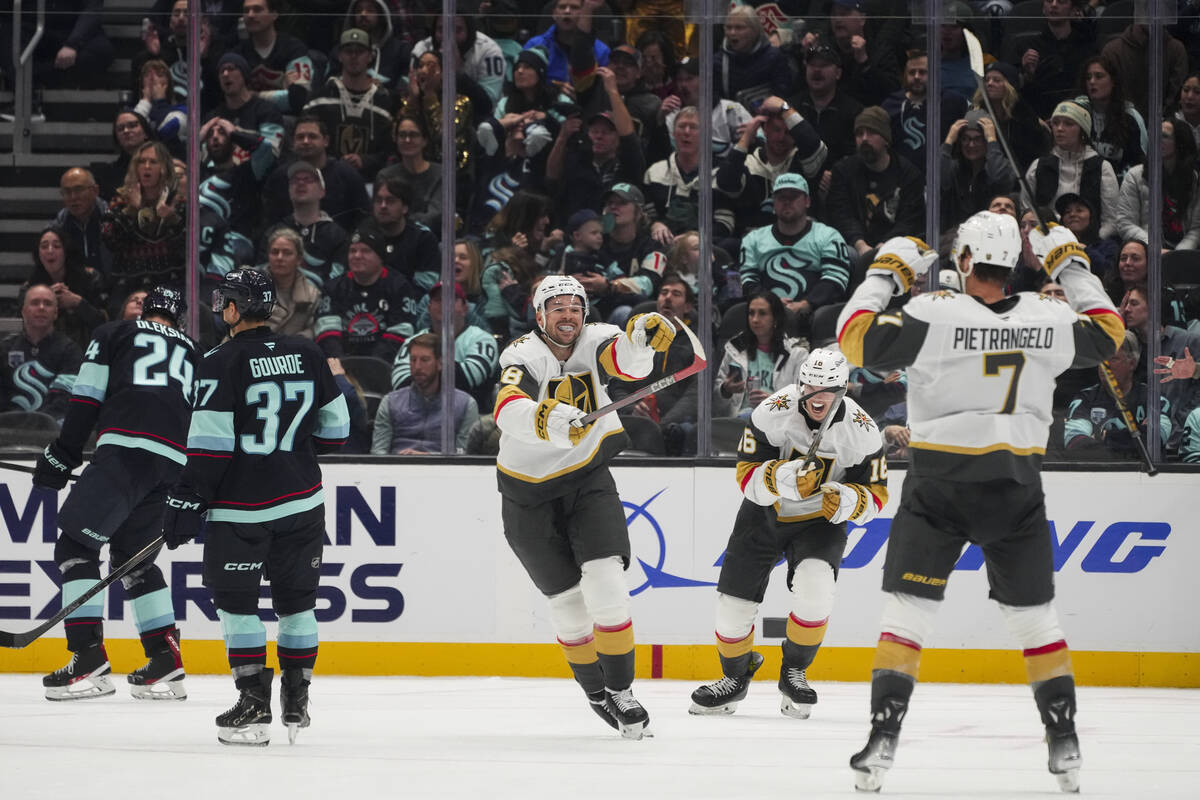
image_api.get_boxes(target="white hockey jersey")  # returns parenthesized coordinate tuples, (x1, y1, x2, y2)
(737, 388, 887, 524)
(837, 261, 1124, 483)
(493, 323, 647, 502)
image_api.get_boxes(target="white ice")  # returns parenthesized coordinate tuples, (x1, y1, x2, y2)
(1, 675, 1197, 799)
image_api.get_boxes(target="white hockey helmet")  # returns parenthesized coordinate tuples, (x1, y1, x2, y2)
(951, 210, 1021, 276)
(534, 274, 589, 337)
(797, 348, 849, 390)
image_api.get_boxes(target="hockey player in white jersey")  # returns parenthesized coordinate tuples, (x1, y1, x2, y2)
(493, 275, 676, 740)
(836, 213, 1125, 793)
(689, 348, 887, 719)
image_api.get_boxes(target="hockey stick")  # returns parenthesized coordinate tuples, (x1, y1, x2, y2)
(0, 460, 79, 483)
(962, 29, 1052, 234)
(799, 386, 849, 471)
(577, 317, 707, 425)
(0, 537, 165, 648)
(1097, 360, 1159, 476)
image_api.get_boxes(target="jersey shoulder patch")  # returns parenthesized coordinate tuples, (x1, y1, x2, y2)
(748, 384, 803, 442)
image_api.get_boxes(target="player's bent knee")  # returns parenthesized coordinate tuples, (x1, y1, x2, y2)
(790, 559, 836, 621)
(579, 556, 630, 627)
(53, 535, 100, 578)
(119, 562, 166, 595)
(714, 593, 758, 640)
(879, 591, 941, 647)
(547, 583, 593, 641)
(998, 601, 1065, 650)
(212, 589, 260, 616)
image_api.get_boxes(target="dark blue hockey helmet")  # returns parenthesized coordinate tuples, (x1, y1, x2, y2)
(213, 268, 275, 320)
(142, 285, 186, 329)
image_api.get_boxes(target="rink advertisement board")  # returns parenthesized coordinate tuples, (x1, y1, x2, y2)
(0, 464, 1196, 685)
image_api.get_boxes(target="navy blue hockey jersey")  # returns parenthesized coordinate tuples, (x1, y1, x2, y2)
(62, 318, 198, 464)
(179, 326, 349, 523)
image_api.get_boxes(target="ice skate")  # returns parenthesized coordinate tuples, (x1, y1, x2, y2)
(604, 687, 650, 740)
(280, 670, 311, 745)
(850, 728, 898, 792)
(43, 644, 115, 701)
(128, 629, 186, 700)
(689, 651, 764, 715)
(216, 669, 273, 746)
(586, 689, 619, 730)
(778, 664, 817, 719)
(1046, 730, 1081, 793)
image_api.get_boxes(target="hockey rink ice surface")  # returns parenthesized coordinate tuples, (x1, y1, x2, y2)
(1, 675, 1196, 799)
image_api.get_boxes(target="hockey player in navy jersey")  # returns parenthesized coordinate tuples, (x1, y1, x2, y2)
(162, 269, 349, 746)
(689, 348, 887, 720)
(837, 214, 1125, 793)
(493, 275, 675, 740)
(33, 286, 196, 702)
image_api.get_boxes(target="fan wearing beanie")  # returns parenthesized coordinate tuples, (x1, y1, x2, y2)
(823, 106, 925, 256)
(1023, 100, 1120, 240)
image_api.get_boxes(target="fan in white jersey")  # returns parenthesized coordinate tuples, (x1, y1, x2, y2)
(836, 214, 1125, 793)
(492, 275, 675, 739)
(689, 348, 887, 720)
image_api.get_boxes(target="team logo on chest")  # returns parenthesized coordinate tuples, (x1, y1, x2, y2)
(768, 394, 790, 411)
(547, 372, 598, 413)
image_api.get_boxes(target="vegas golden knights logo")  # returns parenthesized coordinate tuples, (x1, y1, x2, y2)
(547, 372, 598, 413)
(339, 124, 365, 157)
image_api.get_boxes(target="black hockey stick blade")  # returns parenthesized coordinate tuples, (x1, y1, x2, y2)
(0, 537, 165, 648)
(0, 460, 79, 482)
(579, 317, 708, 425)
(1098, 361, 1159, 476)
(800, 387, 848, 471)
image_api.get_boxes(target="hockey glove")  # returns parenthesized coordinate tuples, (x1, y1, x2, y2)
(626, 312, 676, 354)
(867, 237, 939, 296)
(534, 398, 592, 448)
(1027, 222, 1089, 280)
(819, 481, 874, 524)
(162, 490, 207, 550)
(33, 440, 80, 491)
(773, 459, 822, 501)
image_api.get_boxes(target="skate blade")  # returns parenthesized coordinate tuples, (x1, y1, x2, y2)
(218, 724, 271, 746)
(688, 700, 738, 716)
(45, 675, 115, 701)
(780, 697, 813, 719)
(130, 679, 187, 701)
(287, 722, 299, 744)
(1054, 768, 1080, 793)
(852, 766, 887, 793)
(617, 720, 649, 741)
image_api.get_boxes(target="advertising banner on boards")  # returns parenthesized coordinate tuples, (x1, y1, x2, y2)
(0, 465, 1192, 656)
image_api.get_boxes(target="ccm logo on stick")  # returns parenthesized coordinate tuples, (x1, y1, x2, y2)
(223, 562, 263, 571)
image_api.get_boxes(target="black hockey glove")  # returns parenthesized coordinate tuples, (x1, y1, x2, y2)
(162, 490, 207, 550)
(32, 440, 80, 491)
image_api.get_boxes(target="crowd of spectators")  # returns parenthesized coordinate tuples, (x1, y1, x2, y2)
(4, 0, 1200, 462)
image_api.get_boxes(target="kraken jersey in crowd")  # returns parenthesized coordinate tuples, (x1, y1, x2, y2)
(60, 319, 197, 464)
(738, 219, 852, 306)
(177, 327, 349, 523)
(0, 330, 81, 419)
(314, 268, 418, 360)
(493, 323, 649, 503)
(736, 389, 888, 523)
(838, 263, 1124, 483)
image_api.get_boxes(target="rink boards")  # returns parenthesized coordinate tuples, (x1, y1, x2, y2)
(0, 463, 1196, 686)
